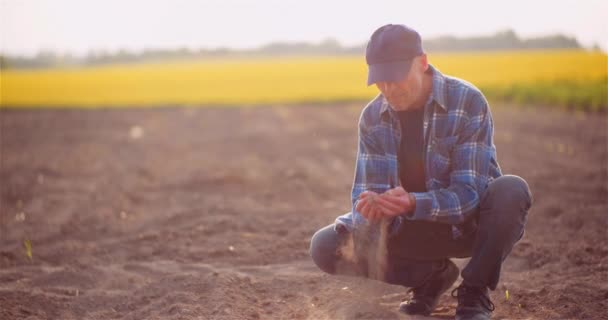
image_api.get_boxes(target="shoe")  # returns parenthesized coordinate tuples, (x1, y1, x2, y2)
(399, 259, 459, 316)
(452, 283, 495, 320)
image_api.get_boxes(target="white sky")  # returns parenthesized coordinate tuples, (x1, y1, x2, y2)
(1, 0, 607, 57)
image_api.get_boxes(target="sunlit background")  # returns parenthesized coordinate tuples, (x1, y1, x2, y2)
(2, 2, 608, 319)
(1, 0, 607, 109)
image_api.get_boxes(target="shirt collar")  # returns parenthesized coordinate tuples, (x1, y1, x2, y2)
(379, 64, 448, 115)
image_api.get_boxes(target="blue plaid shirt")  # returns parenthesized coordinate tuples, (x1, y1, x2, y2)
(336, 65, 502, 239)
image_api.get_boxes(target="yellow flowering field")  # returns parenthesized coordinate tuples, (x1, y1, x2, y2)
(1, 50, 606, 110)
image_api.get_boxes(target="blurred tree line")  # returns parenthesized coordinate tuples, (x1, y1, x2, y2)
(0, 29, 595, 70)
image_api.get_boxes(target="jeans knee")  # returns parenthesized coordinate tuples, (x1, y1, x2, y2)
(309, 225, 340, 274)
(484, 175, 533, 212)
(309, 229, 324, 264)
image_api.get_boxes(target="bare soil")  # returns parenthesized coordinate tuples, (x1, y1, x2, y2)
(1, 104, 607, 319)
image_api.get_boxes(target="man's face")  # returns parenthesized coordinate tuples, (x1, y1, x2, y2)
(375, 56, 428, 111)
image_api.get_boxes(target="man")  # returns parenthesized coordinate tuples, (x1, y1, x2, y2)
(309, 24, 532, 320)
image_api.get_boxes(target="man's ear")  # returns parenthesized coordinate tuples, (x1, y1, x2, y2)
(419, 54, 429, 72)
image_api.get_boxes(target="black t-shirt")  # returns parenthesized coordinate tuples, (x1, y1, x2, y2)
(397, 107, 426, 193)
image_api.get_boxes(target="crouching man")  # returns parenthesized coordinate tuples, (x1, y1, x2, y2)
(309, 24, 532, 320)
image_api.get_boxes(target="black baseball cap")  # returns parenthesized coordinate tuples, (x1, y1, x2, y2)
(365, 24, 424, 86)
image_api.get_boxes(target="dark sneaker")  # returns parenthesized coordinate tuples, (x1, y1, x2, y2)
(452, 284, 495, 320)
(399, 259, 459, 316)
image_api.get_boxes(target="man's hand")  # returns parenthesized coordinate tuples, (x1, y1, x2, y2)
(356, 187, 415, 221)
(376, 186, 415, 216)
(355, 190, 383, 222)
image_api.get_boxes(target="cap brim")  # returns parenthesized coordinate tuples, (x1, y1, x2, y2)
(367, 60, 413, 86)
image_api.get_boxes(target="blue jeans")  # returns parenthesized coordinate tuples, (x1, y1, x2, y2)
(309, 175, 532, 290)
